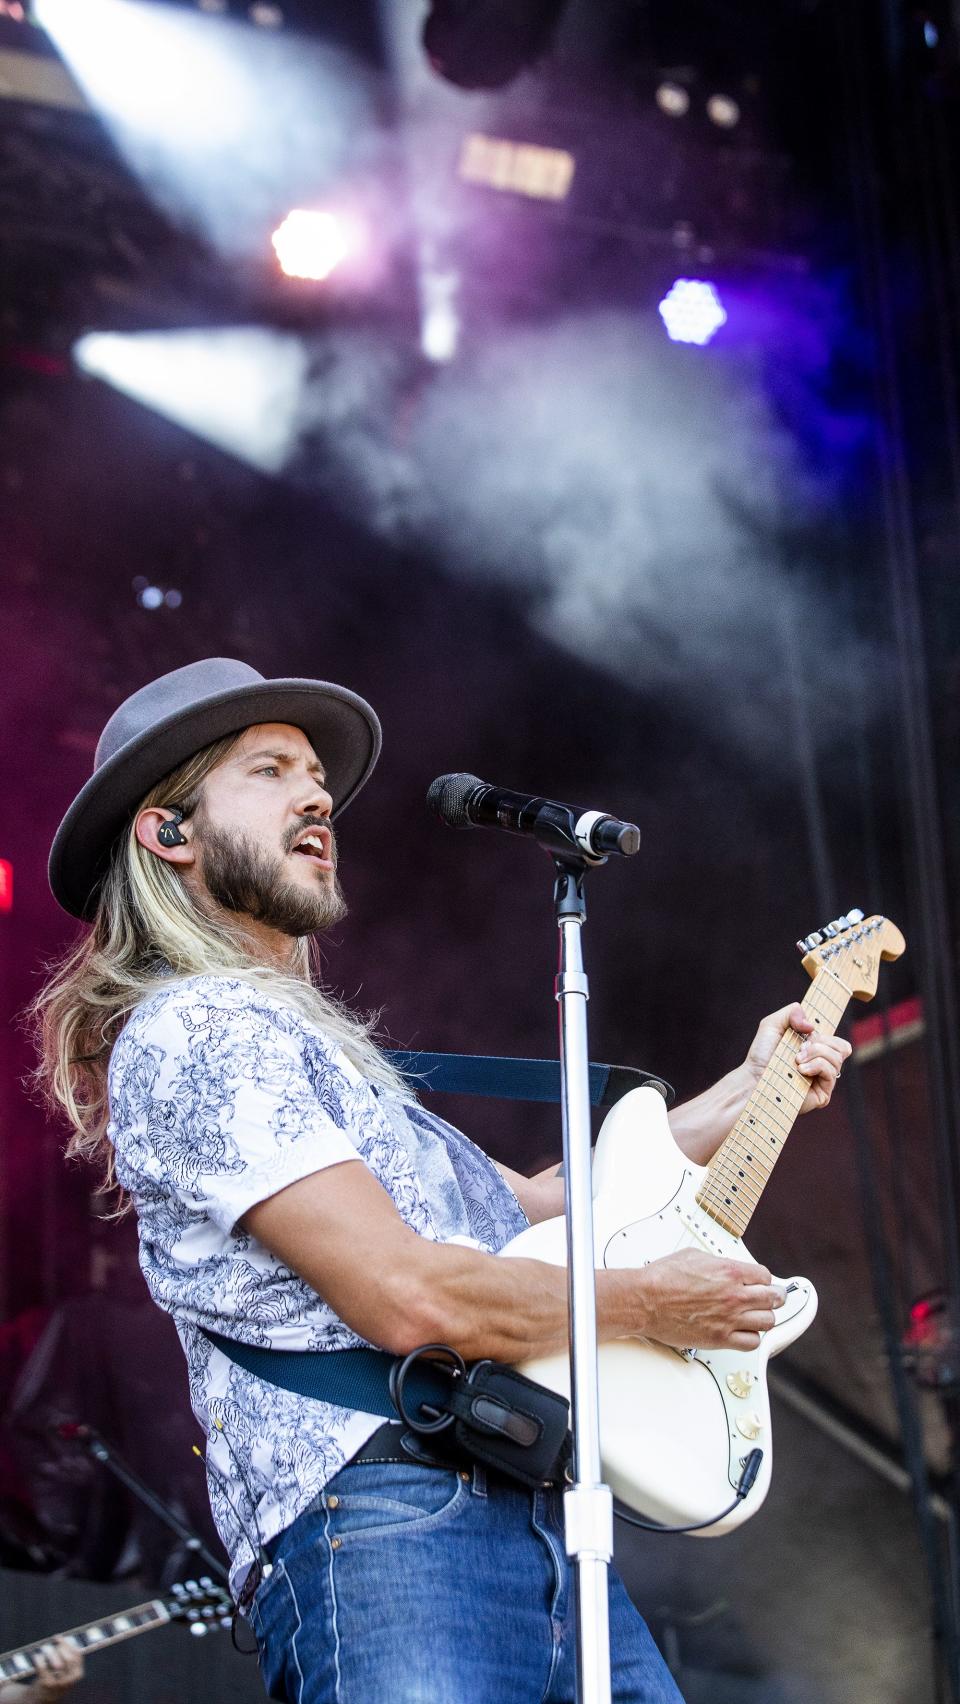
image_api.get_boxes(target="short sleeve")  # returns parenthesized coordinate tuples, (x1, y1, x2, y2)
(110, 981, 364, 1236)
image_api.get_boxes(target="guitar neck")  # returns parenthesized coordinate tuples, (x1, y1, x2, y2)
(695, 968, 851, 1238)
(0, 1601, 170, 1683)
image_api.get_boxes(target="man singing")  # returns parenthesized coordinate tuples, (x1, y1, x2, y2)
(36, 659, 849, 1704)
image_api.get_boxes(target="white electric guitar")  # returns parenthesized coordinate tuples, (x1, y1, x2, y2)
(500, 909, 905, 1534)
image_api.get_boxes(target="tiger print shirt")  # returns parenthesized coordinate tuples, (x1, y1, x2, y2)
(107, 975, 528, 1598)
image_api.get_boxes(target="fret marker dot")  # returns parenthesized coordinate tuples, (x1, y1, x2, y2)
(776, 1095, 781, 1103)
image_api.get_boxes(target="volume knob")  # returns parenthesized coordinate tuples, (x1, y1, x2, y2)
(735, 1410, 763, 1442)
(726, 1370, 754, 1400)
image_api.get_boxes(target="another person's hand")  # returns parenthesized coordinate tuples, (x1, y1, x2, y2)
(29, 1639, 84, 1701)
(745, 1002, 851, 1113)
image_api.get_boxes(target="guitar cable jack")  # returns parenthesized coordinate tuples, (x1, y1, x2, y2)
(614, 1448, 764, 1535)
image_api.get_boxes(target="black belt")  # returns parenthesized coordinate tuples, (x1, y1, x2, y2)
(348, 1420, 565, 1487)
(349, 1420, 460, 1471)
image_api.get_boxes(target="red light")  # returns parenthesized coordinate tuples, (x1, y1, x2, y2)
(910, 1297, 936, 1325)
(0, 859, 11, 913)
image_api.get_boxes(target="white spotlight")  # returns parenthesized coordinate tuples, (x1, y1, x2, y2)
(74, 327, 306, 474)
(33, 0, 376, 262)
(420, 269, 460, 364)
(271, 209, 357, 282)
(655, 81, 690, 118)
(34, 0, 251, 149)
(706, 93, 740, 129)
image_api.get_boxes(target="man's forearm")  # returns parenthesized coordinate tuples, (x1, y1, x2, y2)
(409, 1241, 648, 1362)
(407, 1237, 780, 1363)
(667, 1061, 757, 1167)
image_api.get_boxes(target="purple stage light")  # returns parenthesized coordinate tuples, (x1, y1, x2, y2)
(658, 279, 727, 346)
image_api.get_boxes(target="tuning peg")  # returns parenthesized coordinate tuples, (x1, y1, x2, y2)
(823, 924, 838, 938)
(189, 1623, 209, 1639)
(845, 908, 864, 926)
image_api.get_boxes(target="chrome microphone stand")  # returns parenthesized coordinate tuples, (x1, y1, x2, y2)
(553, 855, 614, 1704)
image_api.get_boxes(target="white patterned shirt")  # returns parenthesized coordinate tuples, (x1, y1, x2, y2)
(107, 975, 528, 1597)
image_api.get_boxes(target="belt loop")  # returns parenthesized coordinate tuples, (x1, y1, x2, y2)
(472, 1463, 488, 1499)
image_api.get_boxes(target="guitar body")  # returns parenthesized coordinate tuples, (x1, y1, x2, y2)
(500, 1084, 818, 1534)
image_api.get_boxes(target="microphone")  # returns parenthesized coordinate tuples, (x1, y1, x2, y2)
(426, 773, 641, 862)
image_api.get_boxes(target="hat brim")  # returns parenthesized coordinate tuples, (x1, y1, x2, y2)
(49, 677, 381, 921)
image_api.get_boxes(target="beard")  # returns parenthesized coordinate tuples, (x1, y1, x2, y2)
(198, 823, 347, 938)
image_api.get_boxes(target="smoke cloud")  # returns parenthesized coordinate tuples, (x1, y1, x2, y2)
(287, 310, 870, 753)
(78, 305, 870, 755)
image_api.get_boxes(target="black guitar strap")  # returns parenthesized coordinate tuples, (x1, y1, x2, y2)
(384, 1050, 673, 1108)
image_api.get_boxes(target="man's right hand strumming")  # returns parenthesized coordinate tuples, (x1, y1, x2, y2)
(621, 1249, 785, 1352)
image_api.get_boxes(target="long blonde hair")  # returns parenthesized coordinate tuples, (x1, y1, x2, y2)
(33, 733, 410, 1206)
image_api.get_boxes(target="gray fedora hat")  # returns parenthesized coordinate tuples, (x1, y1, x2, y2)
(49, 657, 382, 921)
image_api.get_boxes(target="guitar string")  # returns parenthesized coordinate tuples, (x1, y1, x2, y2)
(701, 992, 847, 1224)
(696, 955, 854, 1230)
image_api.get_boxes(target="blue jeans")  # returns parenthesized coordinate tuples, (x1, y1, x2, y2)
(250, 1458, 685, 1704)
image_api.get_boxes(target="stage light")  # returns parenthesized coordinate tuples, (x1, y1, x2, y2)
(655, 81, 690, 118)
(33, 0, 251, 149)
(271, 209, 355, 282)
(248, 3, 282, 27)
(0, 2, 26, 20)
(459, 133, 575, 201)
(420, 268, 460, 363)
(0, 859, 12, 915)
(657, 279, 727, 346)
(74, 327, 306, 474)
(706, 93, 740, 129)
(33, 0, 375, 263)
(132, 577, 183, 608)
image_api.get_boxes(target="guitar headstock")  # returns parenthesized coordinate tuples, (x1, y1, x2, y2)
(797, 909, 906, 1001)
(166, 1578, 233, 1634)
